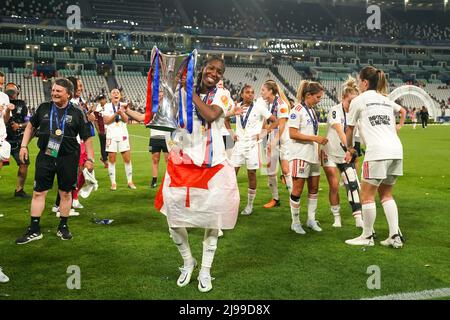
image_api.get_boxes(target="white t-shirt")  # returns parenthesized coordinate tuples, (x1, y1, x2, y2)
(324, 103, 347, 160)
(259, 96, 290, 144)
(104, 102, 129, 141)
(348, 90, 403, 161)
(288, 103, 320, 164)
(0, 92, 10, 140)
(175, 86, 232, 167)
(235, 101, 272, 142)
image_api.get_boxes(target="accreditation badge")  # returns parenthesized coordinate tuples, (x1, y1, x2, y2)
(45, 133, 63, 158)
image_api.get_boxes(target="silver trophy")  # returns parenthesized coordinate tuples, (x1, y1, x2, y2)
(145, 46, 198, 132)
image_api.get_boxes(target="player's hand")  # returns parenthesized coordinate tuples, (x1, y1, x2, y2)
(19, 147, 28, 163)
(396, 124, 402, 133)
(233, 135, 238, 142)
(233, 105, 242, 116)
(84, 160, 94, 172)
(87, 113, 96, 122)
(11, 122, 20, 131)
(7, 103, 15, 111)
(315, 136, 328, 145)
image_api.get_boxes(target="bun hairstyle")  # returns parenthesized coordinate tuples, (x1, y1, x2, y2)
(341, 76, 359, 100)
(296, 80, 324, 103)
(263, 79, 291, 108)
(359, 66, 388, 95)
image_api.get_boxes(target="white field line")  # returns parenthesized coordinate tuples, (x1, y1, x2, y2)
(362, 288, 450, 300)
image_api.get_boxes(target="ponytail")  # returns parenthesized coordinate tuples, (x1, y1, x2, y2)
(296, 80, 324, 103)
(360, 66, 388, 95)
(263, 79, 291, 109)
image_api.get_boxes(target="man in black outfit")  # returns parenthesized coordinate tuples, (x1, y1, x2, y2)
(15, 78, 95, 244)
(419, 106, 429, 129)
(4, 82, 31, 198)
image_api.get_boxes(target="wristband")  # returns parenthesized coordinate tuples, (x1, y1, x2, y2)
(20, 146, 28, 149)
(86, 158, 95, 164)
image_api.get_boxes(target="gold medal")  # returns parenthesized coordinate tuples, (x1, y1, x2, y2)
(55, 129, 62, 136)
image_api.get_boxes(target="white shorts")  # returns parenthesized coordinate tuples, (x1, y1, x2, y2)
(106, 137, 130, 153)
(230, 141, 261, 170)
(266, 139, 290, 175)
(321, 150, 344, 168)
(0, 139, 11, 161)
(362, 159, 403, 186)
(290, 159, 321, 179)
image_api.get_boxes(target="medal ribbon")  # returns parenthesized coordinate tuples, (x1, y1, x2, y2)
(240, 103, 254, 129)
(50, 103, 69, 135)
(303, 103, 318, 135)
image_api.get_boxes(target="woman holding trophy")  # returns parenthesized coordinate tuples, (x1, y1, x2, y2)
(153, 54, 240, 293)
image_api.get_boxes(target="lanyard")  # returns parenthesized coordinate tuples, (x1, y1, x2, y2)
(111, 103, 120, 122)
(270, 98, 278, 116)
(303, 103, 318, 135)
(240, 103, 254, 129)
(196, 87, 217, 126)
(342, 104, 347, 132)
(50, 103, 69, 135)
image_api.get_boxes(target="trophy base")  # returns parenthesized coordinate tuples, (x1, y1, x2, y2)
(146, 124, 177, 132)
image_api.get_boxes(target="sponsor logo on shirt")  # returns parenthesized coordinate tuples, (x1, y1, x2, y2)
(221, 95, 229, 106)
(368, 115, 390, 126)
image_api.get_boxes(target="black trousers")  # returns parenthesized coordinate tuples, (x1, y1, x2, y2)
(98, 134, 107, 161)
(421, 118, 428, 128)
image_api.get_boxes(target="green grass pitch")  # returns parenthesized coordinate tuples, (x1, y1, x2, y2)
(0, 124, 449, 299)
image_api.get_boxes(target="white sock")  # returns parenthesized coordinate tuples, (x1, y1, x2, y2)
(331, 205, 340, 217)
(290, 197, 300, 224)
(284, 174, 293, 194)
(124, 162, 133, 183)
(247, 188, 256, 209)
(108, 162, 116, 184)
(382, 199, 399, 238)
(268, 175, 279, 200)
(362, 202, 376, 238)
(307, 193, 318, 222)
(200, 229, 218, 275)
(169, 227, 195, 267)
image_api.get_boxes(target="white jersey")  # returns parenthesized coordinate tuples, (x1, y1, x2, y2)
(0, 92, 10, 140)
(235, 101, 272, 143)
(258, 96, 290, 145)
(175, 85, 232, 167)
(324, 103, 347, 161)
(348, 90, 403, 161)
(104, 102, 129, 141)
(288, 103, 320, 164)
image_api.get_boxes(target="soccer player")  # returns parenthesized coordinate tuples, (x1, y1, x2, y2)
(231, 84, 279, 215)
(410, 107, 417, 130)
(16, 78, 94, 243)
(322, 76, 363, 228)
(260, 80, 293, 208)
(155, 56, 239, 293)
(344, 66, 406, 248)
(103, 88, 136, 190)
(0, 73, 14, 172)
(288, 80, 328, 234)
(94, 94, 108, 167)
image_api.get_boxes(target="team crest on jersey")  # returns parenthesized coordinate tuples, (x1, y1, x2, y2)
(221, 95, 229, 106)
(290, 113, 297, 120)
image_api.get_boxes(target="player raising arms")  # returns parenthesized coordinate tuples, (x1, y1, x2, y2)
(259, 80, 293, 209)
(231, 84, 279, 215)
(344, 66, 406, 248)
(321, 76, 363, 228)
(155, 56, 239, 293)
(288, 80, 328, 234)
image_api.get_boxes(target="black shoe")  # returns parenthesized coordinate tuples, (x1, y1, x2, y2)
(57, 225, 73, 240)
(150, 182, 157, 188)
(14, 189, 31, 198)
(16, 227, 43, 245)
